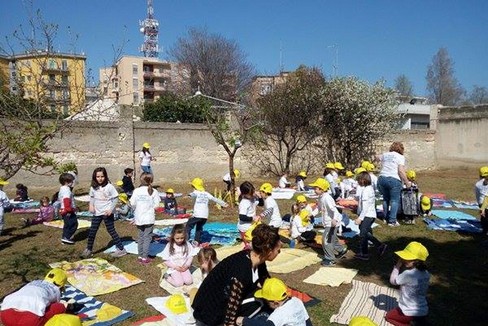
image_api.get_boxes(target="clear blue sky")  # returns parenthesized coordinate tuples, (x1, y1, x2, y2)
(1, 0, 487, 96)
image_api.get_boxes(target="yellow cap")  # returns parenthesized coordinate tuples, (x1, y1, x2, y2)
(165, 294, 188, 314)
(143, 142, 150, 149)
(115, 180, 124, 186)
(296, 195, 307, 203)
(97, 303, 123, 321)
(366, 163, 376, 172)
(260, 182, 273, 194)
(255, 278, 288, 302)
(361, 161, 371, 169)
(45, 268, 67, 288)
(309, 178, 330, 191)
(334, 162, 345, 170)
(395, 241, 429, 261)
(354, 167, 367, 175)
(406, 170, 416, 181)
(166, 188, 174, 194)
(0, 178, 9, 186)
(118, 193, 128, 204)
(345, 171, 354, 177)
(190, 178, 205, 191)
(45, 314, 82, 326)
(325, 162, 336, 169)
(298, 171, 307, 178)
(420, 196, 431, 211)
(234, 169, 241, 178)
(480, 166, 488, 177)
(349, 316, 378, 326)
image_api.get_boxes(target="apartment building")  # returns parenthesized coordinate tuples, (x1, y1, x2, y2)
(100, 55, 190, 106)
(250, 71, 290, 103)
(1, 51, 86, 115)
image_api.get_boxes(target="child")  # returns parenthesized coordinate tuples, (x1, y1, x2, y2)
(296, 195, 319, 220)
(161, 224, 195, 287)
(164, 188, 178, 215)
(419, 195, 433, 217)
(23, 196, 55, 226)
(475, 166, 488, 207)
(80, 167, 126, 258)
(354, 172, 387, 260)
(197, 247, 219, 280)
(14, 183, 29, 202)
(115, 193, 133, 221)
(385, 241, 430, 326)
(258, 183, 282, 228)
(130, 172, 161, 264)
(58, 173, 77, 244)
(323, 163, 340, 199)
(121, 168, 135, 197)
(480, 195, 488, 235)
(0, 268, 68, 326)
(0, 179, 11, 235)
(341, 170, 358, 198)
(291, 209, 317, 243)
(238, 181, 261, 249)
(223, 169, 240, 192)
(278, 172, 291, 188)
(310, 178, 347, 266)
(406, 170, 418, 189)
(295, 171, 307, 191)
(187, 178, 228, 245)
(236, 277, 313, 326)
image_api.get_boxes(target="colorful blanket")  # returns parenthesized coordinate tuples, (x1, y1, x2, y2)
(271, 188, 296, 200)
(304, 267, 358, 287)
(432, 209, 477, 221)
(104, 240, 167, 258)
(49, 258, 144, 296)
(451, 200, 479, 210)
(423, 217, 482, 233)
(153, 218, 188, 226)
(432, 198, 454, 208)
(153, 222, 239, 246)
(330, 280, 399, 326)
(43, 219, 91, 229)
(62, 285, 133, 326)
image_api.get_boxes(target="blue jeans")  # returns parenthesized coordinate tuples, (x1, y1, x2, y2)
(378, 176, 402, 224)
(141, 165, 152, 174)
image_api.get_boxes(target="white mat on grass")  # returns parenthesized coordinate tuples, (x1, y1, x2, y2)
(154, 218, 188, 226)
(303, 267, 358, 287)
(146, 296, 196, 325)
(330, 280, 399, 326)
(267, 248, 322, 273)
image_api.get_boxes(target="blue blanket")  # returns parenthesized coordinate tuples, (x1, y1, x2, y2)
(432, 210, 477, 221)
(423, 217, 482, 233)
(154, 221, 239, 246)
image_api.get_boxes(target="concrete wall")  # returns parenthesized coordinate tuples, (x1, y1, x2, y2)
(5, 104, 488, 188)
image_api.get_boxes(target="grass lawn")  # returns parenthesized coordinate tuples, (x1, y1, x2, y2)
(1, 168, 488, 325)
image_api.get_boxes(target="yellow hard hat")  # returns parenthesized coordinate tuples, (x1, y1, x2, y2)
(325, 162, 336, 169)
(143, 142, 150, 149)
(420, 196, 431, 211)
(45, 268, 67, 288)
(234, 169, 241, 178)
(118, 193, 128, 204)
(345, 171, 354, 177)
(480, 166, 488, 177)
(354, 167, 367, 175)
(298, 171, 307, 178)
(165, 293, 188, 314)
(395, 241, 429, 261)
(366, 163, 376, 172)
(296, 195, 307, 203)
(255, 278, 288, 302)
(190, 178, 205, 191)
(0, 178, 9, 186)
(334, 162, 345, 170)
(349, 316, 377, 326)
(260, 182, 273, 194)
(115, 180, 124, 187)
(406, 170, 416, 181)
(45, 314, 82, 326)
(166, 188, 174, 194)
(309, 178, 330, 191)
(299, 209, 310, 224)
(361, 161, 371, 169)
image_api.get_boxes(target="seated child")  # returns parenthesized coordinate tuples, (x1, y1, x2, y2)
(164, 188, 178, 215)
(161, 224, 195, 287)
(115, 193, 133, 220)
(291, 209, 317, 243)
(278, 172, 291, 189)
(341, 170, 358, 198)
(295, 171, 307, 191)
(23, 196, 54, 226)
(236, 277, 313, 326)
(420, 195, 433, 217)
(14, 183, 29, 202)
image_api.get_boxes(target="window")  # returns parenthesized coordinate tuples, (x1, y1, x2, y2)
(49, 74, 56, 83)
(62, 89, 69, 99)
(63, 105, 69, 115)
(61, 60, 68, 70)
(62, 75, 68, 85)
(50, 90, 55, 99)
(49, 59, 56, 69)
(132, 64, 138, 75)
(112, 80, 118, 89)
(133, 78, 138, 88)
(260, 84, 272, 95)
(133, 92, 139, 105)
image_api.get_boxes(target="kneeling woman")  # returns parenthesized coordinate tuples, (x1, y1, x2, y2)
(192, 224, 282, 326)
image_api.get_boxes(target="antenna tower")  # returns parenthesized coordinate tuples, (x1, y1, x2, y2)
(139, 0, 160, 57)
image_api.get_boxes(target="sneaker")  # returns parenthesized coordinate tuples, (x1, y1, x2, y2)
(388, 222, 400, 227)
(139, 257, 152, 265)
(378, 244, 388, 256)
(61, 238, 75, 244)
(336, 248, 348, 259)
(354, 253, 370, 261)
(80, 249, 93, 258)
(321, 260, 336, 266)
(110, 248, 127, 258)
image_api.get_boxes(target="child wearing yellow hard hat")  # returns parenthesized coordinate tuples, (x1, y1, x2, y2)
(475, 166, 488, 207)
(235, 278, 312, 326)
(295, 170, 308, 191)
(258, 183, 283, 228)
(323, 163, 341, 199)
(419, 195, 433, 217)
(164, 188, 178, 215)
(139, 142, 154, 175)
(385, 241, 430, 326)
(290, 209, 317, 244)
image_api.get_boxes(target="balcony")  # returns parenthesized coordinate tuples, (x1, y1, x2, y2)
(43, 66, 69, 74)
(143, 70, 167, 79)
(143, 83, 167, 92)
(43, 81, 70, 89)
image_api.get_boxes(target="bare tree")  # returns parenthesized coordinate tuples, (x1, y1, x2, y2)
(469, 85, 488, 105)
(169, 28, 255, 102)
(394, 74, 414, 100)
(426, 47, 465, 106)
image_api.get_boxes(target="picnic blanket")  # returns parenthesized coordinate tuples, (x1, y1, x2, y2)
(49, 258, 144, 296)
(75, 195, 91, 202)
(304, 267, 358, 287)
(43, 219, 91, 229)
(154, 222, 240, 246)
(432, 198, 454, 208)
(330, 280, 399, 326)
(271, 188, 296, 200)
(146, 296, 195, 325)
(61, 285, 133, 326)
(215, 244, 243, 260)
(336, 198, 359, 210)
(423, 217, 482, 233)
(77, 211, 94, 218)
(158, 266, 203, 295)
(432, 209, 477, 221)
(451, 200, 479, 210)
(11, 208, 40, 214)
(104, 240, 167, 258)
(267, 248, 322, 273)
(131, 315, 167, 326)
(154, 218, 188, 226)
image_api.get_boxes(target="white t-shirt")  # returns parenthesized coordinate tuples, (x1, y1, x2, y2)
(237, 197, 258, 232)
(318, 192, 341, 227)
(139, 151, 152, 167)
(265, 196, 282, 228)
(393, 268, 430, 316)
(357, 185, 377, 220)
(0, 190, 10, 216)
(0, 280, 60, 316)
(379, 151, 406, 180)
(58, 185, 76, 211)
(267, 297, 310, 326)
(279, 176, 290, 188)
(130, 186, 161, 225)
(190, 190, 226, 219)
(291, 215, 313, 239)
(89, 183, 118, 216)
(223, 173, 231, 182)
(475, 179, 488, 205)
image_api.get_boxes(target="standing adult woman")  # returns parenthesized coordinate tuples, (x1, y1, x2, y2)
(377, 142, 412, 227)
(139, 142, 154, 175)
(192, 224, 282, 326)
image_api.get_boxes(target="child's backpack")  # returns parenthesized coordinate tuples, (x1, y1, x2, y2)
(400, 188, 419, 217)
